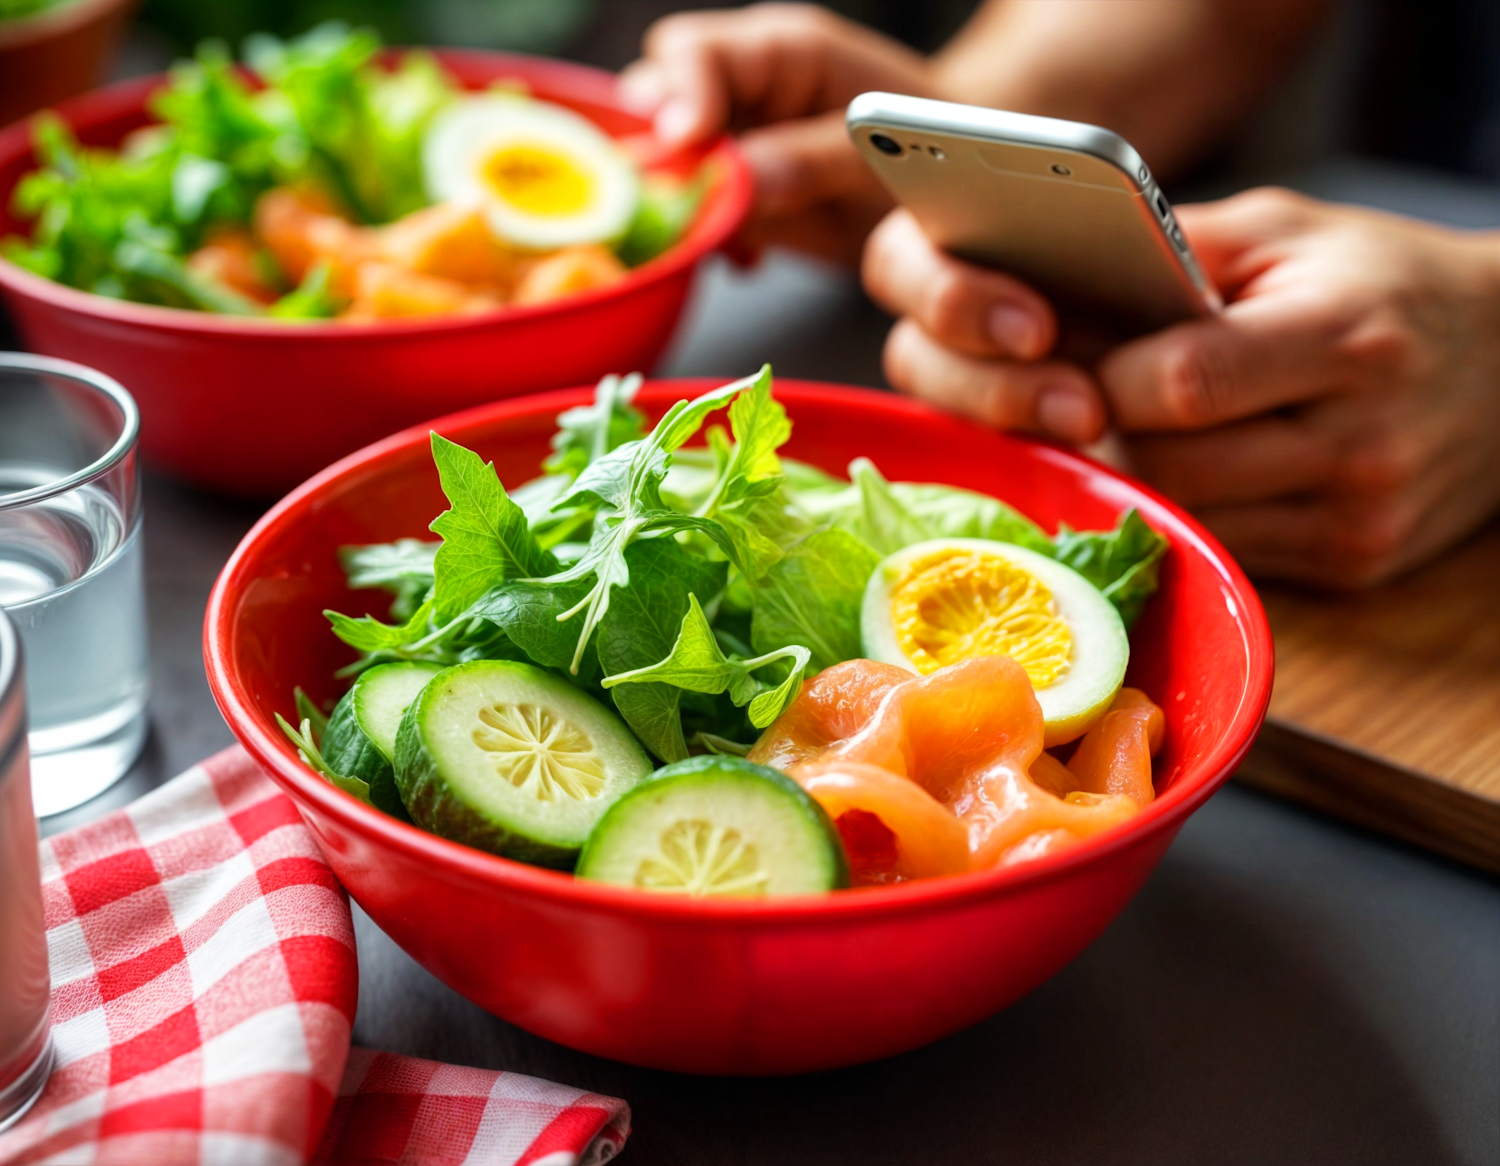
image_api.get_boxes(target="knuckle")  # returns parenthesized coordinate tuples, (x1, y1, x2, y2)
(1160, 341, 1237, 426)
(1338, 310, 1422, 380)
(1337, 431, 1426, 493)
(1326, 504, 1413, 585)
(922, 268, 980, 342)
(1230, 186, 1310, 225)
(755, 2, 831, 35)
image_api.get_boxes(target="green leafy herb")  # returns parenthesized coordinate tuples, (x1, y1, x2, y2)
(604, 594, 810, 729)
(428, 433, 557, 621)
(532, 365, 770, 672)
(1052, 509, 1168, 628)
(338, 538, 436, 621)
(594, 539, 727, 762)
(543, 372, 647, 479)
(274, 713, 372, 802)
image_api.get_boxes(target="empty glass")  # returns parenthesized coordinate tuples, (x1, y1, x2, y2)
(0, 608, 54, 1130)
(0, 354, 148, 816)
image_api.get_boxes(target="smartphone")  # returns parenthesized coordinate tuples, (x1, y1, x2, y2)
(848, 92, 1220, 334)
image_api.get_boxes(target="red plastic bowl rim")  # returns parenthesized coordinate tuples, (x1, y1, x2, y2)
(0, 54, 753, 338)
(204, 380, 1275, 925)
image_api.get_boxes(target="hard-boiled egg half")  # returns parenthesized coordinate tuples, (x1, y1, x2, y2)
(861, 538, 1128, 747)
(423, 95, 639, 250)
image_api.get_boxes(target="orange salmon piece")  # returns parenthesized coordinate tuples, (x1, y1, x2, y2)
(1028, 750, 1079, 799)
(377, 203, 518, 291)
(185, 228, 280, 303)
(790, 760, 970, 885)
(747, 659, 911, 772)
(254, 187, 375, 295)
(1066, 689, 1164, 806)
(511, 245, 627, 305)
(342, 262, 500, 320)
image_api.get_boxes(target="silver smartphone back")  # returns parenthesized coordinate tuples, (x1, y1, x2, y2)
(848, 92, 1220, 333)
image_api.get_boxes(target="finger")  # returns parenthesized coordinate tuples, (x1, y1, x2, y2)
(863, 210, 1057, 361)
(884, 317, 1106, 443)
(1195, 486, 1438, 588)
(1125, 413, 1343, 507)
(617, 60, 667, 116)
(638, 18, 734, 145)
(739, 113, 875, 216)
(1098, 285, 1353, 431)
(1172, 188, 1320, 297)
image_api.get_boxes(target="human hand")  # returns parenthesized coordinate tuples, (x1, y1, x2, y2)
(620, 3, 937, 264)
(864, 190, 1500, 585)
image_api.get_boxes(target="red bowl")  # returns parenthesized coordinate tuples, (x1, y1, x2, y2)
(0, 53, 752, 497)
(204, 379, 1273, 1075)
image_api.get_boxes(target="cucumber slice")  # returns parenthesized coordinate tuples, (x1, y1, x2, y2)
(394, 660, 652, 866)
(322, 662, 443, 820)
(576, 756, 848, 897)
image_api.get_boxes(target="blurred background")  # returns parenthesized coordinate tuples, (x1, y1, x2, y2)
(6, 0, 1500, 213)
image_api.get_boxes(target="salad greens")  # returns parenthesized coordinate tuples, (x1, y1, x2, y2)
(305, 367, 1169, 767)
(5, 25, 451, 306)
(4, 22, 703, 314)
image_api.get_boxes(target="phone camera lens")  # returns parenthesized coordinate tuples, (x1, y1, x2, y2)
(870, 133, 903, 156)
(1050, 163, 1072, 176)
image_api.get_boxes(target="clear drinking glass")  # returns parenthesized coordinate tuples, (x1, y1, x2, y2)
(0, 354, 148, 816)
(0, 608, 54, 1130)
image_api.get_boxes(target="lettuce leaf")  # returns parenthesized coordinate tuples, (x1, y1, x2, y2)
(1051, 509, 1167, 628)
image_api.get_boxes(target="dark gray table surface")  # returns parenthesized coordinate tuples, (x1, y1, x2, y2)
(33, 239, 1500, 1166)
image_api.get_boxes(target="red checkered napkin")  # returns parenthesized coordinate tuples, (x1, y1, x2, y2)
(0, 747, 630, 1166)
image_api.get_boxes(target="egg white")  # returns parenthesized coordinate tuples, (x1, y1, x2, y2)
(860, 537, 1129, 747)
(423, 95, 639, 250)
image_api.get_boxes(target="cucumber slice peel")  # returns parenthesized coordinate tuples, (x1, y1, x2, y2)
(577, 756, 848, 897)
(395, 659, 652, 866)
(322, 661, 443, 820)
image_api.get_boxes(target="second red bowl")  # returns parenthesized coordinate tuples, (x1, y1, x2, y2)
(0, 52, 752, 496)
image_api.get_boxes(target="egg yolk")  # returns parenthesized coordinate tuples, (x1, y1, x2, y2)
(480, 142, 594, 216)
(890, 549, 1072, 687)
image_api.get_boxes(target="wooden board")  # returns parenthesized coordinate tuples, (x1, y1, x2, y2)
(1234, 522, 1500, 873)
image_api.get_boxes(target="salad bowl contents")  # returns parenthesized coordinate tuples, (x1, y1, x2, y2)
(205, 375, 1273, 1073)
(276, 367, 1171, 889)
(0, 26, 751, 494)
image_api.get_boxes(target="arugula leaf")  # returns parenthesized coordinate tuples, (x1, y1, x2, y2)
(428, 433, 557, 621)
(471, 575, 600, 679)
(1052, 509, 1168, 628)
(603, 595, 809, 729)
(326, 597, 435, 654)
(532, 366, 770, 672)
(275, 713, 372, 802)
(293, 687, 330, 737)
(543, 372, 647, 479)
(594, 539, 727, 762)
(338, 538, 436, 620)
(750, 528, 880, 672)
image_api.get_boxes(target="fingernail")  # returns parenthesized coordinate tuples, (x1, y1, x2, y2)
(1037, 384, 1098, 443)
(654, 100, 697, 145)
(988, 303, 1040, 356)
